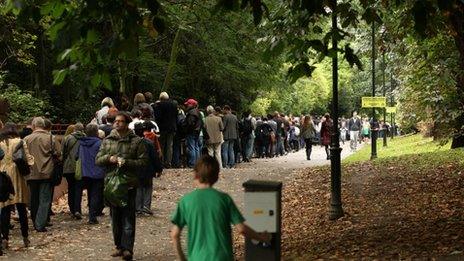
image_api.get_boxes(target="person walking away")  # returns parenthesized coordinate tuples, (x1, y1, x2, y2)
(320, 113, 333, 160)
(204, 105, 224, 168)
(153, 92, 178, 168)
(23, 117, 61, 232)
(77, 123, 106, 224)
(170, 155, 271, 261)
(254, 118, 272, 158)
(95, 97, 115, 125)
(61, 123, 85, 220)
(96, 112, 148, 260)
(348, 111, 361, 151)
(183, 99, 202, 168)
(0, 123, 34, 248)
(133, 121, 163, 216)
(133, 93, 154, 120)
(128, 110, 143, 130)
(221, 105, 238, 168)
(301, 116, 316, 160)
(239, 111, 256, 162)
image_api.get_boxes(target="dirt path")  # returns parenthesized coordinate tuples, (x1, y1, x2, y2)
(4, 142, 356, 260)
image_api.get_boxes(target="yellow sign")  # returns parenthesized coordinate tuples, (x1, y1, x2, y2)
(386, 107, 397, 113)
(362, 97, 386, 108)
(253, 209, 264, 215)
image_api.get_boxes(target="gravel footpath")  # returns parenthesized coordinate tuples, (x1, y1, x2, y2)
(3, 142, 355, 260)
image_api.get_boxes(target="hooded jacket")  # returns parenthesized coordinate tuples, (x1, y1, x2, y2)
(95, 129, 148, 188)
(62, 131, 86, 174)
(78, 136, 105, 179)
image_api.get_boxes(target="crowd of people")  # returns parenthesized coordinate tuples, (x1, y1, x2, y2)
(0, 91, 399, 260)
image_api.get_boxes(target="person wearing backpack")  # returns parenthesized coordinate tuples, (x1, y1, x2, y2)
(183, 99, 202, 168)
(240, 110, 256, 162)
(0, 123, 34, 249)
(255, 117, 273, 158)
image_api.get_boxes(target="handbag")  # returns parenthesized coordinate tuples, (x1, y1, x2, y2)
(103, 168, 129, 207)
(12, 140, 31, 176)
(0, 171, 14, 202)
(50, 134, 63, 186)
(74, 158, 82, 180)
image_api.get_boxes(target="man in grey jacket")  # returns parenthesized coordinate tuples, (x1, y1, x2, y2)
(24, 117, 61, 232)
(204, 105, 224, 167)
(221, 105, 238, 168)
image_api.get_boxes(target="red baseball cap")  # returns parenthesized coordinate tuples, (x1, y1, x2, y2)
(184, 98, 198, 107)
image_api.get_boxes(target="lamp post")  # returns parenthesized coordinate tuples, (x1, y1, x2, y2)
(328, 0, 344, 221)
(390, 73, 395, 139)
(370, 19, 378, 160)
(382, 52, 387, 147)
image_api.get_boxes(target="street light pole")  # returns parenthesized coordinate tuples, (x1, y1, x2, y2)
(382, 52, 387, 147)
(390, 73, 395, 139)
(371, 20, 378, 160)
(328, 0, 344, 221)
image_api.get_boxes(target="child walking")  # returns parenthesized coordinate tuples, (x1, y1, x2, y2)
(170, 155, 270, 261)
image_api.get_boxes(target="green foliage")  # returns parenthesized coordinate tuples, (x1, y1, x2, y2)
(0, 74, 47, 123)
(343, 134, 450, 163)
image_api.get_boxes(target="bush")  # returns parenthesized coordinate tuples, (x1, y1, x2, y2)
(0, 84, 48, 124)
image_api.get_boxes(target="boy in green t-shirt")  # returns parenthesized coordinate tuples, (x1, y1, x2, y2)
(170, 155, 271, 261)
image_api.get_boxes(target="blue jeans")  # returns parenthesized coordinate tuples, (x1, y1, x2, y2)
(221, 139, 235, 168)
(186, 134, 200, 168)
(244, 135, 254, 160)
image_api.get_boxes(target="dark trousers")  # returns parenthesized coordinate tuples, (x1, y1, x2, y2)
(65, 174, 83, 214)
(82, 177, 104, 222)
(110, 189, 136, 253)
(159, 132, 175, 167)
(304, 139, 313, 160)
(1, 204, 28, 240)
(27, 180, 52, 230)
(136, 179, 153, 212)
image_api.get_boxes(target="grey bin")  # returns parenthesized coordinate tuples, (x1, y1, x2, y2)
(243, 180, 282, 261)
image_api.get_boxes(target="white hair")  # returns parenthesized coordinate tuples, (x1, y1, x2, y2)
(32, 117, 45, 128)
(159, 92, 169, 100)
(206, 105, 215, 114)
(101, 97, 114, 108)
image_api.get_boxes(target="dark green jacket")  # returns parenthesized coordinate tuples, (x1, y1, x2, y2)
(96, 129, 148, 188)
(62, 131, 86, 174)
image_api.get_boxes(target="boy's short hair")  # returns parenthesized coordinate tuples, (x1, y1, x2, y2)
(194, 155, 220, 185)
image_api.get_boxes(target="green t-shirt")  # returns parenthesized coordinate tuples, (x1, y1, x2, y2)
(171, 188, 245, 261)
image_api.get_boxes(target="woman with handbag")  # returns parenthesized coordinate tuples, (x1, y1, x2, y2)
(320, 113, 333, 160)
(301, 115, 317, 160)
(0, 123, 34, 248)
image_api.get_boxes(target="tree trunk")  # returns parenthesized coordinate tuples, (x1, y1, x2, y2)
(449, 4, 464, 148)
(162, 27, 182, 92)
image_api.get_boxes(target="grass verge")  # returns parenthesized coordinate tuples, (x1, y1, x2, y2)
(343, 134, 450, 163)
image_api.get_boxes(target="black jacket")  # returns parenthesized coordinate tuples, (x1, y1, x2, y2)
(153, 100, 178, 133)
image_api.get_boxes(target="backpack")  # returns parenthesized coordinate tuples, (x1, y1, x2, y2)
(12, 140, 31, 176)
(241, 118, 253, 136)
(0, 171, 14, 202)
(257, 123, 271, 140)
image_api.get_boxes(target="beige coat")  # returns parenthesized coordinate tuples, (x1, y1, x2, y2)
(23, 130, 61, 181)
(204, 114, 224, 144)
(0, 138, 34, 207)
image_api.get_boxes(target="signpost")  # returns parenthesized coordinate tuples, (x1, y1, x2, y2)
(386, 107, 397, 113)
(362, 97, 387, 108)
